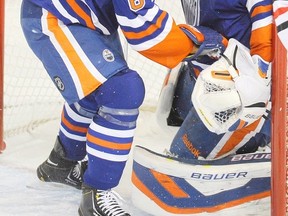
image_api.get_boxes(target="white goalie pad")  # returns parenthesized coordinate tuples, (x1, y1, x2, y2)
(192, 39, 270, 134)
(132, 145, 271, 216)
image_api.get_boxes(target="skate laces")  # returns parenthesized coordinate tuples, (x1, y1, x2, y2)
(71, 163, 81, 180)
(96, 189, 128, 216)
(66, 163, 82, 186)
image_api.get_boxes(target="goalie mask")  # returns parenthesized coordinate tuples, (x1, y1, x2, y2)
(192, 39, 271, 134)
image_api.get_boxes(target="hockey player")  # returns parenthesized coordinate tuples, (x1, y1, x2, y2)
(20, 0, 227, 216)
(166, 0, 273, 160)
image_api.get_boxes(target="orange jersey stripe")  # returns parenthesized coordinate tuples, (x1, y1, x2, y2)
(47, 12, 101, 96)
(251, 5, 273, 18)
(66, 0, 96, 30)
(87, 133, 132, 150)
(122, 11, 167, 40)
(250, 24, 273, 62)
(61, 111, 88, 133)
(274, 6, 288, 19)
(139, 21, 194, 69)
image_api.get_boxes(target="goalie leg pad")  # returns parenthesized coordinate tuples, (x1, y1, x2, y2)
(169, 107, 269, 160)
(132, 145, 271, 216)
(169, 108, 222, 160)
(167, 63, 196, 126)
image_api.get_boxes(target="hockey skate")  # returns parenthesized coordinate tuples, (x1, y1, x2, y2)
(36, 137, 85, 190)
(78, 184, 130, 216)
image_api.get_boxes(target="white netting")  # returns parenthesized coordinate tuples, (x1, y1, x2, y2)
(4, 0, 185, 137)
(4, 1, 63, 137)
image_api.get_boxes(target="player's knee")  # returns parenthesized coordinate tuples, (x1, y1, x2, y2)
(74, 68, 145, 115)
(95, 68, 145, 128)
(97, 68, 145, 109)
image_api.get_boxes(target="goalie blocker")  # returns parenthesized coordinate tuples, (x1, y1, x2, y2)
(131, 145, 270, 216)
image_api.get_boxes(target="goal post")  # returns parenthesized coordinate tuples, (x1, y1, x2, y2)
(271, 1, 288, 216)
(0, 0, 5, 153)
(271, 26, 287, 216)
(271, 1, 288, 215)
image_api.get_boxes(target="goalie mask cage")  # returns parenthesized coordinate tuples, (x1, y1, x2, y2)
(1, 0, 288, 215)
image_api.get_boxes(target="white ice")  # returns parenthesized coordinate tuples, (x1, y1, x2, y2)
(0, 111, 175, 216)
(0, 110, 271, 216)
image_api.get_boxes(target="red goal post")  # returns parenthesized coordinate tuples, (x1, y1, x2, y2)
(271, 33, 287, 216)
(0, 0, 5, 153)
(271, 4, 288, 215)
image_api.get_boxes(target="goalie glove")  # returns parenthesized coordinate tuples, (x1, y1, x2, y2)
(178, 24, 228, 61)
(192, 38, 271, 134)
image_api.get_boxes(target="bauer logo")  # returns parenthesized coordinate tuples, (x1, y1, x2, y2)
(191, 171, 248, 180)
(103, 49, 114, 62)
(231, 153, 271, 162)
(53, 76, 65, 91)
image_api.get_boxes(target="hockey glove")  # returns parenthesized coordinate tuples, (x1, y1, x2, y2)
(191, 39, 271, 134)
(178, 24, 228, 61)
(224, 41, 271, 132)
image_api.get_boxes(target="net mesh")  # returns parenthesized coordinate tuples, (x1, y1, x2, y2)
(3, 0, 185, 138)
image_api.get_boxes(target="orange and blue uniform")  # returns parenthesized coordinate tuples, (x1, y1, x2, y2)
(20, 0, 199, 191)
(130, 1, 273, 213)
(170, 0, 273, 160)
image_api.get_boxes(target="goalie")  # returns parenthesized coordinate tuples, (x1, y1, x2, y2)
(162, 0, 273, 160)
(131, 1, 273, 215)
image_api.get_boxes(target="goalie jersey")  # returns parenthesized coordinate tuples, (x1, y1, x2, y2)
(25, 0, 195, 69)
(181, 0, 273, 63)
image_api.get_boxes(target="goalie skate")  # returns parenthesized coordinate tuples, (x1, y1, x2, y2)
(131, 145, 270, 216)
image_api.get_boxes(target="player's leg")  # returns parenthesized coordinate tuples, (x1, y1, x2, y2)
(36, 102, 91, 189)
(169, 106, 270, 160)
(21, 2, 144, 215)
(236, 119, 271, 154)
(166, 63, 195, 126)
(163, 61, 207, 127)
(78, 68, 145, 216)
(21, 1, 90, 189)
(20, 0, 128, 186)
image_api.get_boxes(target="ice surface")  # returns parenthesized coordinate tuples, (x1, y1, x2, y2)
(0, 111, 270, 216)
(0, 111, 174, 216)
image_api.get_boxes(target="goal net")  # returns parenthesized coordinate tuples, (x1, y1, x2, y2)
(3, 0, 185, 138)
(1, 0, 288, 216)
